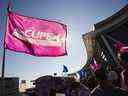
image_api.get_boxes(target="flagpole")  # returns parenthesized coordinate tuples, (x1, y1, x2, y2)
(1, 9, 7, 78)
(1, 1, 11, 78)
(1, 43, 6, 78)
(1, 11, 7, 78)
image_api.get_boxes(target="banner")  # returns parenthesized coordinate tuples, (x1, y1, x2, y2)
(5, 12, 67, 56)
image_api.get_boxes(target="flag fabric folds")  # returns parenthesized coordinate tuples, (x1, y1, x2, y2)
(5, 11, 67, 57)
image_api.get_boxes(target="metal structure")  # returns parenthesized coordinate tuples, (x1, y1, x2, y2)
(83, 4, 128, 66)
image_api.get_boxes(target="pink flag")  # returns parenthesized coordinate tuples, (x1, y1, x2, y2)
(5, 12, 67, 57)
(90, 58, 101, 71)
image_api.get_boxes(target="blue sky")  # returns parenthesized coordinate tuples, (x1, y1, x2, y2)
(0, 0, 127, 81)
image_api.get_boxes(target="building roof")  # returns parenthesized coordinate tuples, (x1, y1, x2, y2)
(94, 4, 128, 34)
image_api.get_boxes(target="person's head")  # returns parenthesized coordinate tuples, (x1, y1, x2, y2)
(95, 69, 113, 88)
(119, 52, 128, 68)
(95, 69, 107, 81)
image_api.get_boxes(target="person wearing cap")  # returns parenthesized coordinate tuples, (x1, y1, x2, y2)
(91, 68, 128, 96)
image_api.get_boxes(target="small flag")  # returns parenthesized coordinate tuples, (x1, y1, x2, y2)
(90, 58, 101, 71)
(5, 11, 67, 57)
(63, 65, 68, 72)
(114, 41, 125, 52)
(114, 41, 128, 53)
(78, 68, 86, 79)
(120, 47, 128, 53)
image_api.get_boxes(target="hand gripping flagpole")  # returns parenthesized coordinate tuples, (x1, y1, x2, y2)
(1, 1, 12, 78)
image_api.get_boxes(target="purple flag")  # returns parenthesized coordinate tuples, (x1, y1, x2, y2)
(5, 12, 67, 57)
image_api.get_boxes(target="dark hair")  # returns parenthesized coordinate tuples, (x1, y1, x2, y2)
(95, 69, 107, 80)
(120, 52, 128, 64)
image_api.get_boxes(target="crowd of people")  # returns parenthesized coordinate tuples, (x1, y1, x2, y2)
(78, 52, 128, 96)
(35, 51, 128, 96)
(26, 45, 128, 96)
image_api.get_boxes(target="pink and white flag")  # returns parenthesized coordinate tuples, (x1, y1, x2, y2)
(5, 11, 67, 56)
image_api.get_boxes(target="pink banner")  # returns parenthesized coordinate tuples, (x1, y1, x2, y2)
(5, 12, 67, 57)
